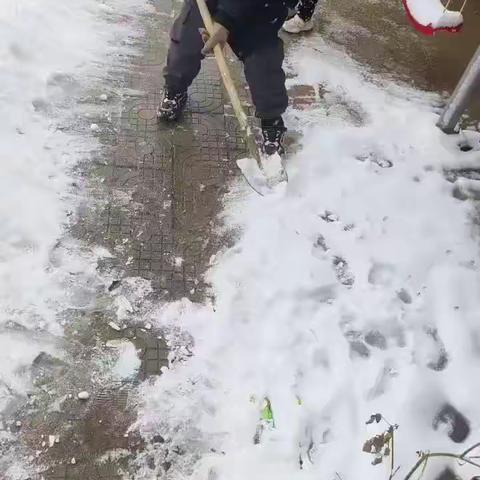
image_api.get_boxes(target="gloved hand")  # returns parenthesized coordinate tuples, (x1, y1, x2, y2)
(200, 22, 229, 55)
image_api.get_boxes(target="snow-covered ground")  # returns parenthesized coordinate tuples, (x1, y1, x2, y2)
(3, 1, 480, 479)
(137, 38, 480, 480)
(0, 0, 145, 474)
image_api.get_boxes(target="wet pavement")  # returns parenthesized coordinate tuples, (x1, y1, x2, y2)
(82, 1, 246, 303)
(4, 0, 248, 478)
(316, 0, 480, 94)
(291, 0, 480, 125)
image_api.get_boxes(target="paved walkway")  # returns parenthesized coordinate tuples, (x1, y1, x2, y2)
(87, 0, 246, 302)
(12, 1, 249, 478)
(6, 1, 317, 477)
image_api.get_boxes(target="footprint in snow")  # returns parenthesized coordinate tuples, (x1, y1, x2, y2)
(313, 237, 355, 286)
(356, 152, 393, 169)
(318, 86, 367, 127)
(320, 210, 339, 223)
(397, 288, 413, 304)
(314, 234, 328, 252)
(433, 403, 471, 443)
(344, 322, 407, 360)
(332, 256, 355, 287)
(423, 326, 449, 372)
(364, 330, 388, 350)
(344, 330, 371, 359)
(319, 211, 355, 232)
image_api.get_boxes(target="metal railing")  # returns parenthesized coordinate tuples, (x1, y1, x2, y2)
(437, 45, 480, 133)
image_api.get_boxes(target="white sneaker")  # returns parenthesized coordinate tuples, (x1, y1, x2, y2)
(282, 14, 314, 34)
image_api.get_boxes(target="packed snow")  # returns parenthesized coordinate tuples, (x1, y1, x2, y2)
(107, 339, 142, 380)
(403, 0, 463, 31)
(137, 38, 480, 480)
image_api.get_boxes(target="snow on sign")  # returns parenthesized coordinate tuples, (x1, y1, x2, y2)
(402, 0, 464, 35)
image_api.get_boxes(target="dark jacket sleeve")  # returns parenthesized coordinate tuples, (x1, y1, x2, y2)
(214, 0, 256, 31)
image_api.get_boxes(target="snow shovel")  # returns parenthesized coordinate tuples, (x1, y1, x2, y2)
(194, 0, 287, 195)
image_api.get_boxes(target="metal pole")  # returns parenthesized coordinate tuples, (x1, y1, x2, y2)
(437, 45, 480, 133)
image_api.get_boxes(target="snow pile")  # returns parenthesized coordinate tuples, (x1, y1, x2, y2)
(137, 39, 480, 480)
(0, 0, 136, 331)
(0, 332, 57, 413)
(107, 340, 142, 380)
(0, 0, 144, 438)
(403, 0, 463, 33)
(112, 341, 141, 380)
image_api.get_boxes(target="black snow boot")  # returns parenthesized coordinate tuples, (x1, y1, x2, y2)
(261, 117, 287, 156)
(157, 88, 188, 121)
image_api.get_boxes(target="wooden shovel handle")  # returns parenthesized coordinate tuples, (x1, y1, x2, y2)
(194, 0, 260, 163)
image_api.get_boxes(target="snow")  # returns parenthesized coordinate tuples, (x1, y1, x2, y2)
(114, 296, 135, 321)
(111, 340, 141, 380)
(0, 0, 145, 467)
(0, 0, 142, 331)
(137, 39, 480, 480)
(404, 0, 463, 30)
(0, 332, 57, 413)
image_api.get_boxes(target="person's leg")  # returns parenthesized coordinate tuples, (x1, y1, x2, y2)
(163, 0, 204, 93)
(243, 39, 288, 155)
(159, 0, 216, 119)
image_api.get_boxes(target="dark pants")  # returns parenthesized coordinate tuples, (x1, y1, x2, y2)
(297, 0, 318, 21)
(163, 0, 288, 120)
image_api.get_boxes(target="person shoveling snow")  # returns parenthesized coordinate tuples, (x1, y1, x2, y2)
(402, 0, 464, 35)
(157, 0, 297, 158)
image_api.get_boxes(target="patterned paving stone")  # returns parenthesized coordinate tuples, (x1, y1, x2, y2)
(30, 1, 249, 479)
(90, 56, 245, 300)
